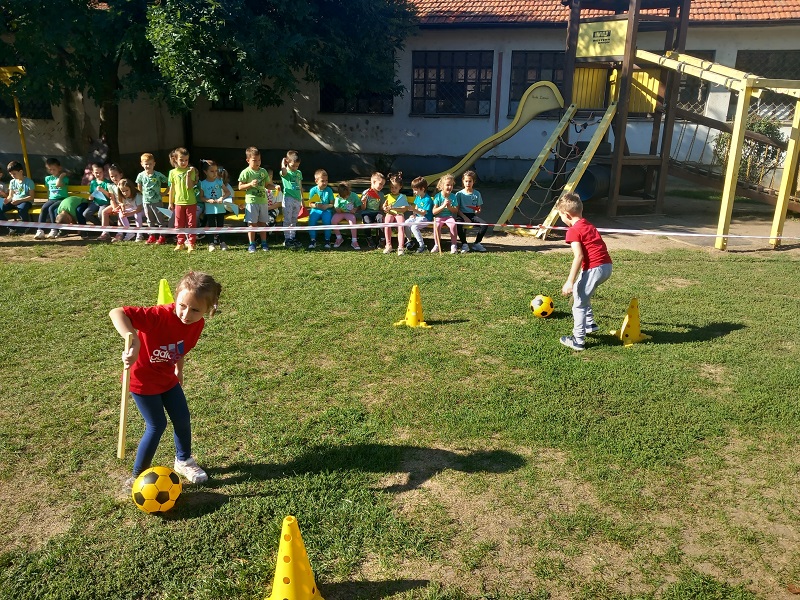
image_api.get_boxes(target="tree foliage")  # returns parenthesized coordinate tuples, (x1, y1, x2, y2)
(145, 0, 417, 112)
(0, 0, 417, 156)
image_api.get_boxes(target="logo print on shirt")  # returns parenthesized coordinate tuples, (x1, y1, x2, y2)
(150, 340, 185, 363)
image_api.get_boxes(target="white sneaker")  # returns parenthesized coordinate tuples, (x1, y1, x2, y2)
(174, 457, 208, 483)
(220, 242, 228, 251)
(208, 243, 216, 252)
(123, 232, 136, 242)
(135, 233, 146, 242)
(460, 243, 470, 253)
(450, 244, 458, 254)
(34, 229, 45, 240)
(430, 244, 439, 253)
(471, 242, 487, 252)
(47, 229, 59, 239)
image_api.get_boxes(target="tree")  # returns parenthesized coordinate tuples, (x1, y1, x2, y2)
(0, 0, 417, 160)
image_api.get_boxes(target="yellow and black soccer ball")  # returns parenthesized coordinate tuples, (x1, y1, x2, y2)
(530, 294, 555, 318)
(131, 466, 182, 514)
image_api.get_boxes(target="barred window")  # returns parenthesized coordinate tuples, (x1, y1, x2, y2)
(319, 83, 393, 114)
(0, 95, 53, 120)
(412, 51, 494, 116)
(211, 96, 243, 111)
(676, 50, 715, 115)
(732, 50, 800, 121)
(509, 51, 565, 116)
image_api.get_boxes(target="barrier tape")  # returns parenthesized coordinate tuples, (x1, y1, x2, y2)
(1, 219, 798, 242)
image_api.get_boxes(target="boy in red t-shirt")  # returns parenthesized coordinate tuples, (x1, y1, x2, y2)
(555, 192, 613, 351)
(110, 272, 222, 488)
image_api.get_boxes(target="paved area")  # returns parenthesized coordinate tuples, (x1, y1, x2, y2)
(475, 180, 800, 254)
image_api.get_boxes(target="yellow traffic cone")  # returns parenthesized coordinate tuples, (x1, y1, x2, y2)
(610, 298, 652, 346)
(393, 284, 431, 328)
(157, 278, 174, 305)
(266, 516, 324, 600)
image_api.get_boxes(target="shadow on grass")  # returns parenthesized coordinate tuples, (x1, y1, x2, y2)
(591, 321, 745, 347)
(322, 579, 429, 599)
(208, 444, 527, 493)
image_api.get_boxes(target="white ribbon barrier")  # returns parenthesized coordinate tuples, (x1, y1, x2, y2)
(1, 219, 799, 242)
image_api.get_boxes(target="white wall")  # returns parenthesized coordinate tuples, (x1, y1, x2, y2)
(2, 23, 798, 180)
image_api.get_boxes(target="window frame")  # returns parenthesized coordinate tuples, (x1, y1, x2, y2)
(319, 83, 394, 115)
(508, 50, 566, 118)
(410, 50, 494, 117)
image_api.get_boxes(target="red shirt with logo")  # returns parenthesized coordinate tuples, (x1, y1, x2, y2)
(565, 218, 612, 271)
(122, 303, 205, 395)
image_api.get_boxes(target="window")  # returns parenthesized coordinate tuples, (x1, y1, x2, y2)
(0, 95, 53, 120)
(211, 96, 243, 111)
(319, 83, 393, 114)
(412, 51, 493, 116)
(509, 51, 565, 115)
(676, 50, 715, 115)
(732, 50, 800, 121)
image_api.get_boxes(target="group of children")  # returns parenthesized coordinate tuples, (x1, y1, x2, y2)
(1, 147, 491, 253)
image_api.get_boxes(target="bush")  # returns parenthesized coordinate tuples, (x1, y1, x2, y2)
(712, 113, 786, 185)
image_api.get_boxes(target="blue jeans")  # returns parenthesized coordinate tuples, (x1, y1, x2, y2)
(131, 383, 192, 477)
(307, 209, 332, 241)
(1, 201, 31, 222)
(39, 199, 64, 223)
(572, 262, 613, 343)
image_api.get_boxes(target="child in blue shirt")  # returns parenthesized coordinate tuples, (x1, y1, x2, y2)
(307, 169, 335, 249)
(331, 182, 361, 250)
(405, 176, 433, 253)
(455, 170, 488, 253)
(35, 158, 69, 239)
(199, 160, 228, 251)
(1, 161, 35, 235)
(432, 173, 460, 254)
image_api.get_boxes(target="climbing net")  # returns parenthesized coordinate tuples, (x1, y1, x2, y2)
(513, 113, 605, 225)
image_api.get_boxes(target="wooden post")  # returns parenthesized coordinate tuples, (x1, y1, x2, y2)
(715, 82, 753, 250)
(606, 0, 641, 216)
(769, 98, 800, 247)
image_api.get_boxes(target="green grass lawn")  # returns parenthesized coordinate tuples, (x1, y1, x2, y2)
(1, 236, 798, 599)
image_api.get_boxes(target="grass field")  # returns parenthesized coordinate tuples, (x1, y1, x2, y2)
(1, 234, 799, 599)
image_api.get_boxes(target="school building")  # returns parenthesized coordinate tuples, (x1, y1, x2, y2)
(3, 0, 800, 183)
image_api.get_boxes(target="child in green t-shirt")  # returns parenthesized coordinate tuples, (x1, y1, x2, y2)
(279, 150, 303, 247)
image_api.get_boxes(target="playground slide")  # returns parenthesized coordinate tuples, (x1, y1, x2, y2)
(422, 81, 565, 186)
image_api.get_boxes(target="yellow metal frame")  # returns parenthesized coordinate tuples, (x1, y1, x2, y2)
(0, 66, 31, 179)
(635, 49, 800, 249)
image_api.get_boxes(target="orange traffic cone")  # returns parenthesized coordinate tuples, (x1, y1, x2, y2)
(157, 278, 174, 305)
(610, 298, 652, 346)
(265, 516, 324, 600)
(393, 284, 431, 328)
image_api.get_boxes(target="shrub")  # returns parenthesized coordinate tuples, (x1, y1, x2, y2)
(712, 113, 786, 185)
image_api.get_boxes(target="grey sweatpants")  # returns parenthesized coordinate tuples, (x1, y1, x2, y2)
(572, 262, 612, 343)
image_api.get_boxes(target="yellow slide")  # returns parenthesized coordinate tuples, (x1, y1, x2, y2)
(422, 81, 565, 186)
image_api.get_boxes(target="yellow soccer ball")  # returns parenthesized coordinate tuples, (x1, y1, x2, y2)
(131, 466, 182, 514)
(530, 294, 555, 318)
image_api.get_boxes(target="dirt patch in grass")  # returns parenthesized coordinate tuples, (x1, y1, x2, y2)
(654, 277, 697, 292)
(0, 477, 71, 553)
(0, 240, 90, 262)
(364, 441, 800, 597)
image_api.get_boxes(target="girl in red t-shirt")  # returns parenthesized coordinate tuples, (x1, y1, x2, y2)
(110, 272, 222, 488)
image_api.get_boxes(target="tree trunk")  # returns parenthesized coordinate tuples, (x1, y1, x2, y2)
(99, 98, 120, 164)
(98, 62, 121, 163)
